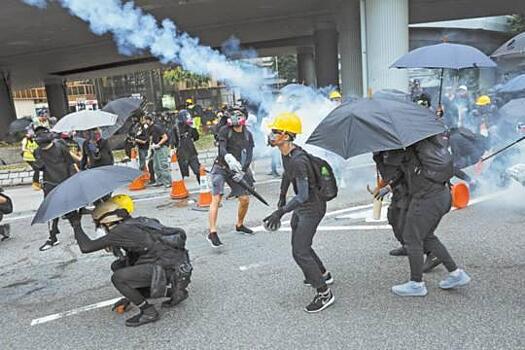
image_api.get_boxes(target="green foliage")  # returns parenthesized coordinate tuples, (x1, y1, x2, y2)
(509, 14, 525, 35)
(163, 67, 210, 88)
(271, 55, 298, 84)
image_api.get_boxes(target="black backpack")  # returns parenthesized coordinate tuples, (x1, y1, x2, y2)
(304, 151, 338, 202)
(131, 217, 187, 250)
(0, 190, 13, 215)
(415, 134, 454, 184)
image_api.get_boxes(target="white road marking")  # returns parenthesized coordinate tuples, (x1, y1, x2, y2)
(239, 262, 265, 271)
(276, 225, 392, 232)
(31, 297, 122, 326)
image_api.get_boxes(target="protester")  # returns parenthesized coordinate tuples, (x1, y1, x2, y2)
(80, 128, 114, 170)
(375, 134, 471, 296)
(133, 118, 150, 172)
(68, 195, 192, 327)
(173, 110, 201, 184)
(372, 150, 409, 256)
(208, 109, 255, 247)
(32, 112, 50, 129)
(145, 115, 171, 188)
(0, 188, 13, 241)
(33, 127, 77, 251)
(21, 130, 41, 191)
(263, 112, 335, 313)
(329, 90, 342, 104)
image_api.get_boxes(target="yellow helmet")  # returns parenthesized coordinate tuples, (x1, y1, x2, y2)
(185, 98, 194, 105)
(92, 201, 123, 225)
(329, 90, 342, 100)
(476, 95, 491, 106)
(269, 112, 302, 135)
(110, 194, 134, 214)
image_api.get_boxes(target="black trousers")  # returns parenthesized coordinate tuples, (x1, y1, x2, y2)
(111, 264, 153, 305)
(178, 156, 201, 182)
(27, 161, 40, 183)
(403, 188, 458, 282)
(291, 201, 327, 289)
(387, 204, 407, 245)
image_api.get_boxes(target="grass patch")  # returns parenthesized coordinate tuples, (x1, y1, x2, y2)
(195, 133, 215, 151)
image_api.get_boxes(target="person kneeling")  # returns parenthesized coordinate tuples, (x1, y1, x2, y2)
(68, 195, 192, 327)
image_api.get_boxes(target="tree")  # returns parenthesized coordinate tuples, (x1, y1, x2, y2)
(272, 55, 298, 85)
(163, 67, 210, 89)
(509, 14, 525, 34)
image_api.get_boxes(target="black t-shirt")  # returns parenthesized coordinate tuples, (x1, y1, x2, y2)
(175, 124, 199, 160)
(218, 125, 254, 162)
(149, 122, 168, 145)
(135, 126, 150, 150)
(34, 140, 75, 188)
(281, 147, 317, 202)
(81, 138, 114, 169)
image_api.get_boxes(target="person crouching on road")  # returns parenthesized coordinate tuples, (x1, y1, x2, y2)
(68, 195, 192, 327)
(263, 112, 335, 313)
(144, 115, 172, 188)
(0, 188, 13, 241)
(208, 109, 255, 247)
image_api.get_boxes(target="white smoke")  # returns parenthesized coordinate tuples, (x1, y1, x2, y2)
(22, 0, 273, 105)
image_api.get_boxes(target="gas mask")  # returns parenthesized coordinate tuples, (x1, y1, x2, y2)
(267, 129, 288, 147)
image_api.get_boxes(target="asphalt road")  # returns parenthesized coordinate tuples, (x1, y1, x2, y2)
(0, 160, 524, 350)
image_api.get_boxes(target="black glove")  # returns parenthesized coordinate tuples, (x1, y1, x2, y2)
(277, 194, 286, 209)
(263, 208, 285, 232)
(374, 186, 391, 200)
(66, 211, 82, 228)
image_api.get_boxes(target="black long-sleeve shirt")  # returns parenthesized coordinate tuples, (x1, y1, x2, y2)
(173, 124, 199, 160)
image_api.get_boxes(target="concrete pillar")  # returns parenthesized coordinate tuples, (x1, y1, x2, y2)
(45, 79, 69, 119)
(314, 21, 339, 88)
(364, 0, 409, 93)
(0, 72, 17, 140)
(338, 0, 363, 97)
(297, 47, 317, 87)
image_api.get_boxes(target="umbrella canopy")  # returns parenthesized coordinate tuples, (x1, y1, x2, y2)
(52, 110, 118, 132)
(8, 117, 33, 135)
(306, 98, 446, 159)
(32, 165, 141, 224)
(391, 43, 496, 70)
(497, 74, 525, 93)
(492, 32, 525, 59)
(499, 98, 525, 124)
(372, 89, 411, 102)
(101, 97, 144, 138)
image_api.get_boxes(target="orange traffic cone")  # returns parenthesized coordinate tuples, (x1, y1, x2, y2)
(170, 153, 189, 199)
(128, 148, 145, 191)
(196, 165, 212, 208)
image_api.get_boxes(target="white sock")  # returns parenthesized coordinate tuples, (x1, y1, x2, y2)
(450, 268, 462, 277)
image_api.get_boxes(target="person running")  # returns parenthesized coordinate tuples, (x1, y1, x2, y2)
(263, 112, 335, 313)
(208, 109, 255, 247)
(384, 134, 471, 297)
(33, 127, 77, 251)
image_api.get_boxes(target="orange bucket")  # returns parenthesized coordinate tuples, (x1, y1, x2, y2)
(451, 182, 470, 209)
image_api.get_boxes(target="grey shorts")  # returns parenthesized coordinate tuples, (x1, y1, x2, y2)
(210, 164, 254, 197)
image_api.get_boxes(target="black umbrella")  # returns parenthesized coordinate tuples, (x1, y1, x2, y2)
(391, 42, 496, 105)
(306, 98, 446, 159)
(499, 98, 525, 124)
(497, 74, 525, 94)
(372, 89, 411, 102)
(32, 165, 141, 224)
(101, 97, 145, 138)
(8, 117, 33, 135)
(492, 32, 525, 59)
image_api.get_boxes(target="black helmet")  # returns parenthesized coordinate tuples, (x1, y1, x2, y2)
(414, 93, 432, 108)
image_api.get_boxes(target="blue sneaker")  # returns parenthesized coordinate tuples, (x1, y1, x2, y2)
(391, 281, 428, 297)
(439, 269, 471, 289)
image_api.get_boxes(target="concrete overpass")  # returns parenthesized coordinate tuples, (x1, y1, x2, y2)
(0, 0, 523, 136)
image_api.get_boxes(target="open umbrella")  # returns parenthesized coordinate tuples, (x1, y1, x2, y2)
(8, 117, 33, 135)
(52, 110, 118, 132)
(306, 98, 445, 159)
(497, 74, 525, 94)
(101, 96, 144, 138)
(391, 42, 496, 105)
(498, 98, 525, 124)
(32, 165, 140, 224)
(492, 32, 525, 59)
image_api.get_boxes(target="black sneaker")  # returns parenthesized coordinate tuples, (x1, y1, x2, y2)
(162, 289, 189, 308)
(39, 238, 59, 251)
(207, 232, 223, 248)
(125, 306, 160, 327)
(304, 289, 335, 313)
(0, 224, 10, 241)
(304, 272, 334, 286)
(423, 253, 442, 273)
(389, 246, 407, 256)
(236, 225, 254, 235)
